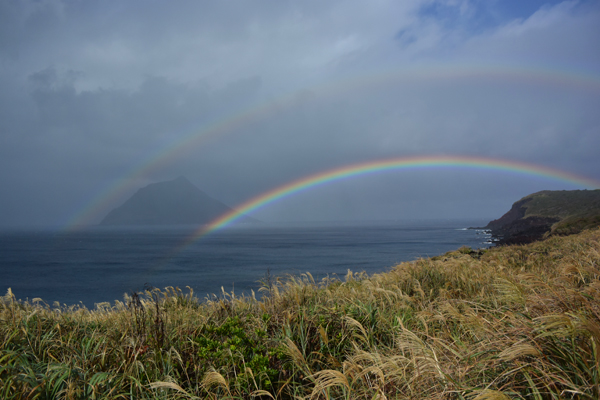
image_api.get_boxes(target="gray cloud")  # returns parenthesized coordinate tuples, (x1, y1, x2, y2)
(0, 0, 598, 227)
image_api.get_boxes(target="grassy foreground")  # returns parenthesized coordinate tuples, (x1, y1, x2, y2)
(1, 230, 599, 399)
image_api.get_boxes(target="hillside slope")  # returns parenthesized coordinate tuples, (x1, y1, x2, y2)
(2, 229, 599, 399)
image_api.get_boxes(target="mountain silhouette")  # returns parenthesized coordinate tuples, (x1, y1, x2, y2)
(100, 176, 253, 226)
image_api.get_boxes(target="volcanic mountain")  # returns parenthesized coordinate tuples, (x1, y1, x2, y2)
(100, 176, 253, 226)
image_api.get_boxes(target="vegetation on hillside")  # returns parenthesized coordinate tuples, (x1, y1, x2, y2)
(1, 228, 599, 399)
(522, 189, 600, 234)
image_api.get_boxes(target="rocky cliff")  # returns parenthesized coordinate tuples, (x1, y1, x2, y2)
(486, 189, 600, 245)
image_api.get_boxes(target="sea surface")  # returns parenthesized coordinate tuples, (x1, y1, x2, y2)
(0, 220, 491, 307)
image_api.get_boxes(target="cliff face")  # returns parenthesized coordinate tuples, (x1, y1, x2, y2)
(486, 189, 600, 245)
(101, 176, 252, 226)
(485, 198, 530, 231)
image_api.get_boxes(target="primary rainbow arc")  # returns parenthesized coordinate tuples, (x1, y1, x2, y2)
(185, 155, 600, 244)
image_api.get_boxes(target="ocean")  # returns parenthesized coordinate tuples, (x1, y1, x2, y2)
(0, 220, 492, 307)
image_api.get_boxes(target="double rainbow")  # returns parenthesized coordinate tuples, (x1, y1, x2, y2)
(63, 65, 600, 230)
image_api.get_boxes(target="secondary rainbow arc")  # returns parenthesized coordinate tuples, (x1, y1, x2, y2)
(63, 65, 600, 230)
(185, 155, 600, 244)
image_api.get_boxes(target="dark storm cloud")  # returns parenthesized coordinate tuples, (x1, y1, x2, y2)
(0, 66, 262, 226)
(0, 0, 598, 227)
(25, 67, 261, 149)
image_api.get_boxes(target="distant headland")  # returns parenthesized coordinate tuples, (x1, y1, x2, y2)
(482, 189, 600, 244)
(100, 176, 256, 226)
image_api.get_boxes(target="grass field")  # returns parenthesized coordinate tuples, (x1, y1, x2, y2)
(1, 229, 599, 399)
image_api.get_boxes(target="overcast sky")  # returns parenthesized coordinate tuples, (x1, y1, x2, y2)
(1, 0, 599, 228)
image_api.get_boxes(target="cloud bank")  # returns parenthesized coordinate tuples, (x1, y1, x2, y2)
(0, 0, 598, 227)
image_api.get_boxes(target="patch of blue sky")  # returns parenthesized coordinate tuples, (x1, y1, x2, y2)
(416, 1, 576, 33)
(487, 0, 573, 21)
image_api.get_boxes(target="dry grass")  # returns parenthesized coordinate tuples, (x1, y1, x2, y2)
(1, 229, 599, 399)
